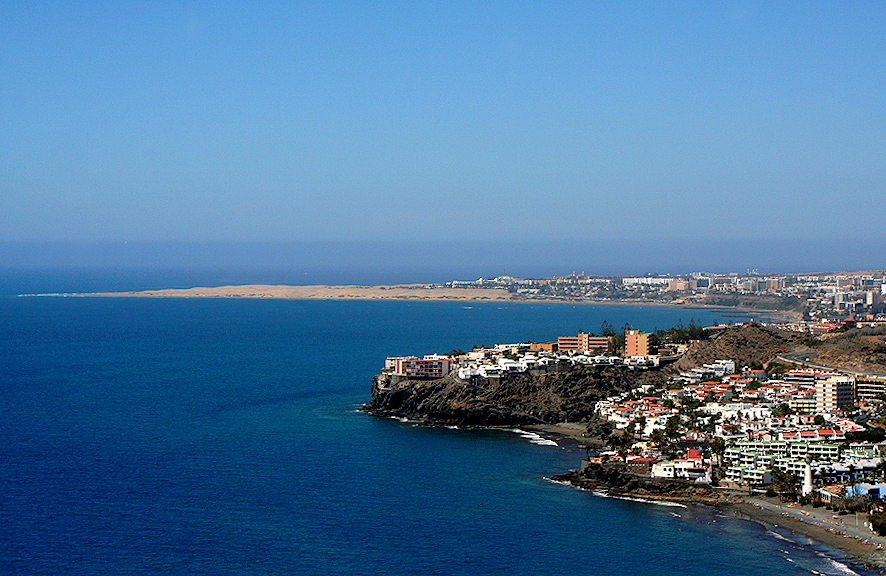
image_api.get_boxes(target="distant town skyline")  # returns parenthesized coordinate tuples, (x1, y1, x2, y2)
(0, 237, 881, 282)
(3, 3, 884, 266)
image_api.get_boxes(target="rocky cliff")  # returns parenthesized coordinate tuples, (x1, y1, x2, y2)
(363, 364, 666, 427)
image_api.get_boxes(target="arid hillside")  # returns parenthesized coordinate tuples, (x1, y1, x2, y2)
(814, 327, 886, 375)
(673, 323, 810, 371)
(673, 323, 886, 376)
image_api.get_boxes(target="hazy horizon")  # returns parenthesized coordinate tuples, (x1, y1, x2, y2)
(1, 238, 881, 280)
(3, 3, 884, 273)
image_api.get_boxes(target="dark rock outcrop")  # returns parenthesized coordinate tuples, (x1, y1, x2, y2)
(363, 364, 666, 427)
(551, 464, 722, 504)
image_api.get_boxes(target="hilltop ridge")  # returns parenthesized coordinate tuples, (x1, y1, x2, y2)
(672, 323, 810, 371)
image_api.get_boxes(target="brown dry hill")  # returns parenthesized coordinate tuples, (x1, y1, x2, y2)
(814, 327, 886, 375)
(673, 323, 809, 371)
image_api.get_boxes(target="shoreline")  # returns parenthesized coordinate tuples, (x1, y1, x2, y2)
(73, 283, 795, 320)
(728, 497, 886, 570)
(453, 419, 886, 569)
(554, 464, 886, 569)
(369, 413, 886, 568)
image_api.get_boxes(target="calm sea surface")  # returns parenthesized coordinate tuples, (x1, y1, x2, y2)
(0, 271, 872, 575)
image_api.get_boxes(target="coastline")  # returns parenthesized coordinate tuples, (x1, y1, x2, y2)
(77, 283, 795, 320)
(552, 462, 886, 569)
(488, 420, 886, 569)
(83, 284, 515, 302)
(368, 408, 885, 568)
(728, 497, 886, 569)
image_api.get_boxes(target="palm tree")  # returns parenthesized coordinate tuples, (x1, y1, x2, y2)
(617, 444, 629, 462)
(650, 429, 667, 451)
(845, 463, 857, 499)
(772, 470, 800, 502)
(710, 437, 726, 467)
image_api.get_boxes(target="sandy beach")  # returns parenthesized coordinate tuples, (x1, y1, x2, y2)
(719, 495, 886, 568)
(83, 284, 795, 320)
(87, 284, 517, 302)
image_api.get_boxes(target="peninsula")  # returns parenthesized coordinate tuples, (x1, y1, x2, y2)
(86, 283, 514, 302)
(82, 269, 885, 323)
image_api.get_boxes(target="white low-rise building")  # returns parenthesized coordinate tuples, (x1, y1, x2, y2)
(726, 467, 772, 485)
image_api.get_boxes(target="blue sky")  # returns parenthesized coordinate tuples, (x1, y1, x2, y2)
(2, 2, 884, 270)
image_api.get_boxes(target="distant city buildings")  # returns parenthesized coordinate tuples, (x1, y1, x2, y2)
(440, 270, 886, 323)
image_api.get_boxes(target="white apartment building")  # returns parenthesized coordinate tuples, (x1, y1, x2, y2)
(815, 375, 855, 413)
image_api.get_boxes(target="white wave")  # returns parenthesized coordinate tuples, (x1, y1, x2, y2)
(756, 528, 865, 576)
(766, 528, 795, 543)
(824, 558, 860, 576)
(544, 478, 591, 491)
(507, 428, 559, 447)
(588, 489, 688, 508)
(530, 437, 559, 446)
(544, 478, 687, 512)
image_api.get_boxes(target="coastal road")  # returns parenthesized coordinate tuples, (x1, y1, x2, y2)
(776, 352, 886, 378)
(776, 351, 836, 373)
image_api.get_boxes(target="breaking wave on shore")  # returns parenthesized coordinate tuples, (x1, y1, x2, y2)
(508, 428, 559, 446)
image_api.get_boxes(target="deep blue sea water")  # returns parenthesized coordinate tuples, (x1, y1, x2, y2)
(0, 271, 873, 575)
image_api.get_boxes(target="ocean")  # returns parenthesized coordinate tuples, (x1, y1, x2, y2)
(0, 270, 873, 575)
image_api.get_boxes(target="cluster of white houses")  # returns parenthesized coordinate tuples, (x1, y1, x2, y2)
(385, 350, 658, 383)
(673, 367, 859, 414)
(596, 365, 886, 492)
(383, 331, 665, 384)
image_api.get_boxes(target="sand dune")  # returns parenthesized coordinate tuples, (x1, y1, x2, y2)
(89, 284, 517, 302)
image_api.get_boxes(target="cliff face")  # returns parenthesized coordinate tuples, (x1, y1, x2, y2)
(363, 365, 666, 427)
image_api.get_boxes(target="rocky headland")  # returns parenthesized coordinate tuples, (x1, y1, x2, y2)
(362, 363, 666, 427)
(362, 323, 871, 427)
(550, 464, 723, 504)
